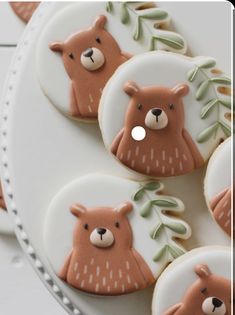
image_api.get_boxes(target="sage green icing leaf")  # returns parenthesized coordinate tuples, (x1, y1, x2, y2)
(133, 16, 142, 41)
(153, 245, 167, 262)
(197, 58, 216, 69)
(106, 2, 113, 13)
(200, 99, 218, 119)
(120, 3, 130, 24)
(197, 123, 219, 143)
(143, 182, 161, 191)
(140, 8, 168, 20)
(132, 188, 145, 201)
(150, 223, 163, 239)
(165, 222, 187, 234)
(210, 77, 231, 85)
(154, 33, 185, 50)
(196, 80, 210, 101)
(148, 37, 155, 51)
(152, 198, 178, 207)
(220, 121, 231, 137)
(168, 245, 185, 258)
(140, 201, 153, 217)
(187, 67, 199, 82)
(219, 99, 231, 109)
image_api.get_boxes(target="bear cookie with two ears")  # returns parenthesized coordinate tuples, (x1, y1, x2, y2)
(111, 81, 204, 177)
(59, 202, 155, 295)
(164, 264, 232, 315)
(50, 15, 131, 120)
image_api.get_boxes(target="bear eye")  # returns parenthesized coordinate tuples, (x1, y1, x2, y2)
(96, 37, 101, 44)
(69, 53, 74, 60)
(84, 224, 89, 230)
(169, 104, 174, 110)
(137, 104, 142, 110)
(200, 287, 207, 295)
(115, 222, 120, 228)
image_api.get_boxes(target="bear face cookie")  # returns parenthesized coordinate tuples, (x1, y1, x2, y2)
(204, 138, 232, 237)
(44, 174, 191, 296)
(152, 247, 231, 315)
(99, 52, 231, 178)
(36, 2, 187, 121)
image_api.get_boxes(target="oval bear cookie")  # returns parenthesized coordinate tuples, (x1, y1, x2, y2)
(99, 51, 232, 178)
(152, 246, 231, 315)
(44, 174, 191, 296)
(204, 138, 232, 237)
(36, 2, 187, 121)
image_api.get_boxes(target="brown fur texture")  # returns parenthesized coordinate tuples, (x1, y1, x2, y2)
(59, 202, 155, 295)
(163, 264, 232, 315)
(50, 15, 130, 120)
(210, 187, 232, 237)
(111, 81, 204, 177)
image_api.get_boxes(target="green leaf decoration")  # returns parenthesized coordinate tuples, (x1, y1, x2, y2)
(210, 77, 231, 85)
(197, 58, 216, 69)
(151, 198, 178, 208)
(200, 99, 218, 119)
(197, 123, 219, 143)
(196, 80, 210, 101)
(106, 2, 113, 13)
(150, 223, 163, 239)
(132, 188, 145, 201)
(153, 245, 167, 262)
(219, 99, 231, 109)
(220, 121, 231, 137)
(133, 16, 142, 40)
(187, 67, 199, 82)
(168, 245, 185, 259)
(143, 182, 161, 191)
(140, 201, 153, 218)
(165, 222, 187, 235)
(140, 8, 168, 20)
(153, 33, 185, 50)
(120, 3, 130, 24)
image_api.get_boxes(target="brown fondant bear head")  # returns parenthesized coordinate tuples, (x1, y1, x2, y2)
(164, 264, 231, 315)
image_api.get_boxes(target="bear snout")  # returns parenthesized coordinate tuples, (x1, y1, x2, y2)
(80, 47, 105, 71)
(145, 107, 168, 130)
(202, 297, 226, 315)
(90, 227, 114, 248)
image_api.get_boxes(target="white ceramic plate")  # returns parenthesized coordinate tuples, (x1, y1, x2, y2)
(0, 2, 231, 315)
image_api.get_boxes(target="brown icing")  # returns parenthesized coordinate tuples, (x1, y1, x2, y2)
(10, 2, 40, 23)
(59, 202, 155, 295)
(163, 264, 232, 315)
(0, 182, 6, 211)
(210, 187, 232, 237)
(50, 15, 131, 120)
(111, 81, 204, 177)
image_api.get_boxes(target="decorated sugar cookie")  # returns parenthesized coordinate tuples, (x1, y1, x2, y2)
(44, 174, 191, 296)
(9, 2, 40, 23)
(204, 138, 232, 237)
(36, 2, 187, 121)
(99, 52, 231, 178)
(152, 247, 231, 315)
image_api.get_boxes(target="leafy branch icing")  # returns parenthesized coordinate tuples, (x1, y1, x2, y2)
(132, 182, 190, 262)
(106, 2, 187, 53)
(187, 58, 232, 143)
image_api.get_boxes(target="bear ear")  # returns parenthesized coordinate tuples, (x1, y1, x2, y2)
(70, 203, 87, 217)
(115, 202, 133, 216)
(123, 81, 140, 96)
(172, 84, 189, 98)
(93, 15, 107, 29)
(49, 42, 64, 53)
(195, 264, 212, 278)
(163, 303, 183, 315)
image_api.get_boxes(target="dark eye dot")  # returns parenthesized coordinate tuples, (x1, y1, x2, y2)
(84, 224, 89, 230)
(115, 222, 120, 228)
(200, 287, 207, 294)
(169, 104, 174, 110)
(137, 104, 142, 110)
(96, 37, 101, 44)
(69, 53, 74, 60)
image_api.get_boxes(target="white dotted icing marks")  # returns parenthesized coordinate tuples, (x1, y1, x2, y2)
(187, 57, 232, 143)
(106, 2, 187, 54)
(132, 181, 191, 262)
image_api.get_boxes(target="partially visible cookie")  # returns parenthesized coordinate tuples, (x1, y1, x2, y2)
(152, 246, 231, 315)
(9, 2, 40, 23)
(204, 137, 232, 237)
(0, 182, 6, 211)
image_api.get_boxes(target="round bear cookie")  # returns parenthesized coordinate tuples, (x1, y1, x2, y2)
(44, 173, 191, 296)
(204, 138, 232, 237)
(152, 246, 231, 315)
(99, 51, 231, 178)
(36, 2, 187, 122)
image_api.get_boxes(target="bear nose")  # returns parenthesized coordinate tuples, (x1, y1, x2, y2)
(151, 108, 162, 117)
(97, 228, 107, 236)
(212, 298, 223, 308)
(83, 48, 93, 58)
